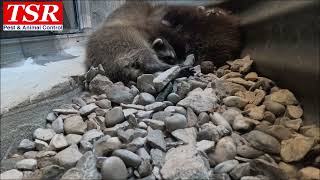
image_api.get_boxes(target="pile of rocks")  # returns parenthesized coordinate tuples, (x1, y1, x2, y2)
(1, 55, 319, 180)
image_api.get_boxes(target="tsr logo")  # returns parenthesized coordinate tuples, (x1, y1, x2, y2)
(3, 1, 63, 31)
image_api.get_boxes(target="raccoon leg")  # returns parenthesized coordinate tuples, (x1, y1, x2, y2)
(137, 49, 174, 73)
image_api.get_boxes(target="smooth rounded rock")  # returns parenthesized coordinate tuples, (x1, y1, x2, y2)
(64, 115, 87, 135)
(102, 156, 127, 180)
(105, 107, 125, 127)
(167, 93, 181, 104)
(245, 130, 280, 154)
(33, 128, 56, 142)
(223, 96, 248, 109)
(165, 114, 187, 132)
(264, 100, 285, 116)
(138, 93, 155, 105)
(16, 159, 37, 170)
(0, 169, 23, 180)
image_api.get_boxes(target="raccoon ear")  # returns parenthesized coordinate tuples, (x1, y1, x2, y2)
(152, 38, 164, 49)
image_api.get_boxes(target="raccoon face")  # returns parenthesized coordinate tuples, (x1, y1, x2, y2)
(152, 38, 177, 65)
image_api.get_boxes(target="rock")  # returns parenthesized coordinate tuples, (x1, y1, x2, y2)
(280, 135, 314, 162)
(40, 165, 65, 180)
(256, 124, 292, 141)
(278, 162, 298, 179)
(221, 72, 242, 80)
(301, 126, 320, 142)
(209, 173, 231, 180)
(34, 139, 49, 151)
(223, 96, 248, 109)
(235, 89, 266, 105)
(46, 112, 57, 122)
(64, 115, 87, 135)
(244, 72, 259, 81)
(198, 112, 210, 125)
(94, 136, 122, 156)
(146, 130, 166, 151)
(230, 163, 251, 180)
(161, 145, 209, 180)
(250, 159, 288, 180)
(232, 115, 255, 132)
(107, 83, 138, 104)
(156, 82, 174, 102)
(145, 102, 166, 111)
(164, 106, 186, 115)
(137, 148, 151, 161)
(230, 55, 253, 73)
(270, 89, 298, 105)
(53, 108, 79, 114)
(198, 123, 230, 142)
(152, 111, 172, 121)
(122, 108, 138, 118)
(214, 80, 247, 96)
(226, 78, 255, 88)
(176, 81, 192, 99)
(60, 168, 84, 180)
(281, 118, 302, 131)
(89, 74, 113, 94)
(263, 100, 285, 116)
(102, 157, 128, 180)
(183, 54, 195, 66)
(82, 129, 104, 144)
(263, 111, 276, 123)
(286, 105, 303, 119)
(103, 121, 129, 136)
(142, 119, 165, 130)
(79, 140, 93, 152)
(24, 151, 38, 159)
(72, 97, 87, 107)
(137, 74, 156, 95)
(153, 66, 181, 92)
(214, 160, 239, 173)
(52, 117, 64, 134)
(201, 61, 215, 74)
(246, 105, 265, 120)
(208, 136, 236, 165)
(105, 107, 125, 127)
(54, 145, 83, 168)
(298, 167, 320, 180)
(137, 110, 153, 119)
(0, 169, 23, 180)
(165, 114, 187, 132)
(65, 134, 82, 145)
(171, 127, 197, 145)
(80, 104, 98, 116)
(150, 149, 165, 167)
(96, 99, 112, 109)
(138, 93, 156, 105)
(76, 151, 101, 180)
(211, 113, 233, 132)
(49, 134, 68, 150)
(222, 109, 241, 124)
(117, 129, 135, 143)
(177, 88, 218, 114)
(196, 140, 215, 152)
(33, 128, 56, 142)
(167, 93, 180, 104)
(240, 176, 266, 180)
(152, 166, 162, 180)
(18, 139, 35, 151)
(16, 159, 37, 170)
(237, 144, 264, 159)
(138, 160, 152, 178)
(245, 130, 280, 154)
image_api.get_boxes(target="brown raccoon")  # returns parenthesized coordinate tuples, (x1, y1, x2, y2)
(86, 2, 241, 82)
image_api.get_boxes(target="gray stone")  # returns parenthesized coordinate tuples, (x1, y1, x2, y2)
(177, 88, 218, 114)
(164, 106, 186, 115)
(171, 127, 197, 145)
(138, 160, 153, 178)
(223, 96, 248, 109)
(208, 136, 236, 165)
(46, 112, 57, 123)
(211, 113, 232, 132)
(183, 54, 195, 66)
(232, 115, 255, 132)
(76, 151, 101, 180)
(94, 136, 122, 156)
(65, 134, 82, 145)
(138, 93, 156, 105)
(150, 149, 165, 167)
(222, 108, 241, 124)
(152, 166, 162, 180)
(196, 140, 215, 152)
(176, 81, 192, 99)
(145, 102, 166, 112)
(80, 104, 98, 116)
(40, 165, 65, 180)
(197, 123, 230, 142)
(18, 139, 35, 151)
(103, 121, 129, 136)
(155, 82, 173, 102)
(123, 108, 138, 118)
(102, 156, 128, 180)
(16, 159, 37, 170)
(117, 129, 135, 143)
(146, 130, 166, 151)
(49, 134, 68, 150)
(24, 151, 38, 159)
(72, 97, 87, 107)
(161, 145, 210, 180)
(52, 117, 64, 134)
(209, 173, 231, 180)
(198, 112, 210, 125)
(136, 110, 153, 119)
(96, 99, 112, 109)
(107, 83, 138, 104)
(152, 111, 171, 121)
(33, 128, 56, 142)
(79, 140, 93, 152)
(137, 74, 156, 95)
(187, 107, 198, 127)
(167, 93, 181, 104)
(105, 107, 125, 127)
(230, 163, 251, 180)
(214, 160, 239, 173)
(137, 148, 151, 161)
(64, 115, 87, 135)
(127, 137, 146, 152)
(35, 139, 49, 151)
(89, 74, 113, 94)
(237, 144, 264, 159)
(250, 159, 288, 180)
(143, 119, 165, 130)
(263, 100, 285, 116)
(82, 129, 104, 144)
(53, 108, 79, 114)
(165, 114, 187, 132)
(60, 168, 84, 180)
(0, 169, 23, 180)
(153, 66, 181, 92)
(121, 103, 145, 110)
(245, 130, 280, 154)
(54, 145, 83, 168)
